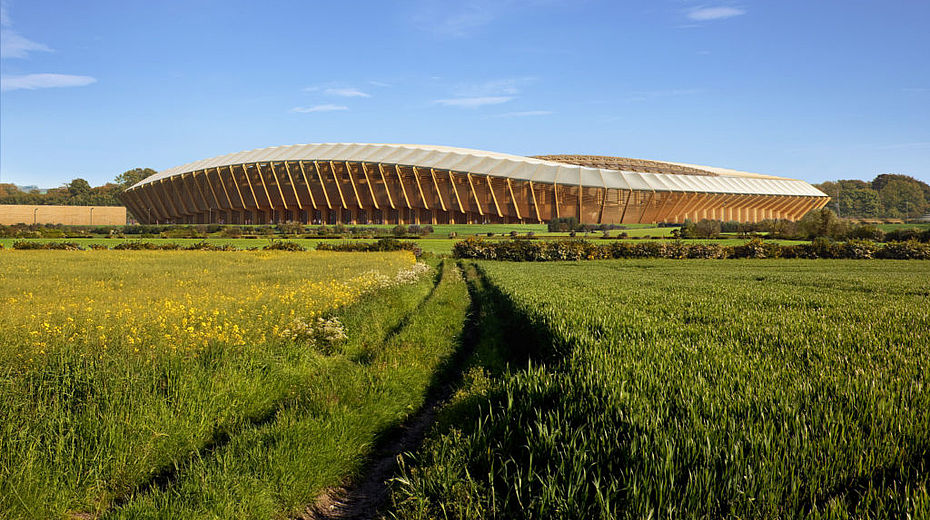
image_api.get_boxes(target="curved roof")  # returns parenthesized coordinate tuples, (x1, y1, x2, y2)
(131, 143, 826, 197)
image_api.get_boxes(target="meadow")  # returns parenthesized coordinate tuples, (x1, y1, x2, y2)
(0, 250, 468, 518)
(391, 259, 930, 519)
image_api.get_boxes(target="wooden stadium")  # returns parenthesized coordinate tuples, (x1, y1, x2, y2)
(118, 143, 830, 225)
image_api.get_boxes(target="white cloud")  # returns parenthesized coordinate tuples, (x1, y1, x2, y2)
(410, 0, 560, 37)
(625, 88, 703, 102)
(1, 73, 96, 91)
(0, 2, 52, 59)
(368, 80, 392, 88)
(687, 6, 746, 21)
(434, 96, 513, 108)
(491, 110, 553, 118)
(291, 104, 349, 113)
(323, 87, 371, 98)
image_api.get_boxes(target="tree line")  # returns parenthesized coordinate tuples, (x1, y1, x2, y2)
(814, 173, 929, 219)
(0, 168, 154, 206)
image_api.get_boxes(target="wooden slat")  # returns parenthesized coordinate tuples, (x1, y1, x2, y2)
(506, 178, 521, 220)
(328, 161, 348, 208)
(284, 162, 303, 210)
(411, 166, 429, 209)
(298, 161, 318, 210)
(448, 170, 464, 213)
(466, 174, 484, 216)
(360, 163, 379, 210)
(528, 181, 542, 222)
(485, 175, 503, 217)
(269, 162, 289, 210)
(394, 165, 412, 208)
(377, 163, 395, 209)
(344, 161, 364, 207)
(254, 163, 275, 210)
(313, 161, 333, 209)
(429, 168, 446, 212)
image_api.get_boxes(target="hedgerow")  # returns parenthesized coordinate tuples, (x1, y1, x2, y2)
(452, 237, 930, 261)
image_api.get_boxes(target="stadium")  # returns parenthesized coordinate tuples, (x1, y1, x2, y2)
(119, 143, 829, 225)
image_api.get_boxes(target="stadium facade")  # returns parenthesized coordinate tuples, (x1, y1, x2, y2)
(119, 143, 829, 225)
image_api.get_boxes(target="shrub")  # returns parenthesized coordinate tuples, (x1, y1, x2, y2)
(876, 240, 930, 260)
(263, 240, 306, 251)
(12, 241, 84, 250)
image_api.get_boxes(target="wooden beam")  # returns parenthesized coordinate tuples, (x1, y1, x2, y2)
(448, 170, 464, 213)
(506, 178, 521, 220)
(284, 161, 303, 210)
(153, 181, 178, 218)
(328, 161, 348, 209)
(139, 186, 167, 221)
(619, 189, 635, 223)
(241, 164, 261, 209)
(554, 182, 560, 218)
(428, 169, 446, 212)
(297, 161, 318, 210)
(377, 163, 395, 209)
(269, 162, 289, 210)
(528, 181, 542, 222)
(313, 161, 333, 209)
(597, 187, 607, 224)
(214, 167, 235, 210)
(466, 174, 484, 216)
(172, 176, 195, 215)
(191, 172, 212, 213)
(394, 165, 412, 208)
(360, 163, 380, 210)
(653, 191, 674, 223)
(201, 169, 223, 209)
(254, 163, 275, 210)
(485, 175, 503, 218)
(411, 166, 430, 209)
(638, 190, 656, 223)
(344, 161, 364, 207)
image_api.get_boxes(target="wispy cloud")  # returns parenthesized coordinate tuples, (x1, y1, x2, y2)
(1, 73, 96, 91)
(323, 87, 371, 98)
(435, 77, 534, 108)
(490, 110, 553, 118)
(0, 2, 52, 59)
(686, 6, 746, 21)
(435, 96, 513, 108)
(368, 80, 392, 88)
(410, 0, 559, 37)
(875, 141, 930, 150)
(291, 104, 349, 113)
(625, 88, 703, 102)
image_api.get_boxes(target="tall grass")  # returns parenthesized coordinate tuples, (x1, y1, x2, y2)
(391, 259, 930, 519)
(0, 250, 456, 518)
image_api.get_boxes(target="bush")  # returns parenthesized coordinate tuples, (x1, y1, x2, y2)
(12, 241, 84, 250)
(452, 237, 930, 261)
(263, 240, 306, 251)
(316, 238, 422, 257)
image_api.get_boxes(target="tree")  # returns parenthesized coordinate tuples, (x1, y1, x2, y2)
(115, 168, 155, 188)
(879, 180, 927, 218)
(840, 188, 882, 217)
(872, 174, 930, 199)
(67, 178, 92, 200)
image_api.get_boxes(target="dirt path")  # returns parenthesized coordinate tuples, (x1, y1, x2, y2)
(303, 264, 481, 520)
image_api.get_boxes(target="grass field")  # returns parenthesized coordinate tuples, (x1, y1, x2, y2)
(391, 259, 930, 519)
(0, 250, 468, 518)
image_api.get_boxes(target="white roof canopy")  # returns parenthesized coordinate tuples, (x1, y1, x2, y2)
(131, 143, 827, 198)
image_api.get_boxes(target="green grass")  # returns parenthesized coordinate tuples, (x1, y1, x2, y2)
(390, 259, 930, 519)
(0, 251, 469, 519)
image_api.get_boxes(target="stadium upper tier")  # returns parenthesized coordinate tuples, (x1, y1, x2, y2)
(120, 143, 829, 225)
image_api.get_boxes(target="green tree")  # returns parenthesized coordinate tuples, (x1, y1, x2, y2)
(879, 179, 927, 218)
(840, 188, 882, 217)
(115, 168, 155, 188)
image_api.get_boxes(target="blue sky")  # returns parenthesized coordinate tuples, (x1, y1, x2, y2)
(1, 0, 928, 188)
